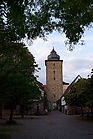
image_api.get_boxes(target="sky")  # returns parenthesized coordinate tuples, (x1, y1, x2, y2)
(27, 28, 93, 85)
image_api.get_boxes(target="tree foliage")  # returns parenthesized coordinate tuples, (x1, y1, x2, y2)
(86, 76, 93, 108)
(0, 0, 93, 45)
(0, 42, 41, 119)
(64, 78, 91, 107)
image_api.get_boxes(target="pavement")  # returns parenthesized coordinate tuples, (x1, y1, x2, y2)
(12, 111, 93, 139)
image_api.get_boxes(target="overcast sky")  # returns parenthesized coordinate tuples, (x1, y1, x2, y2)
(27, 28, 93, 84)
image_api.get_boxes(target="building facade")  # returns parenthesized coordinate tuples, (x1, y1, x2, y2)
(45, 48, 63, 109)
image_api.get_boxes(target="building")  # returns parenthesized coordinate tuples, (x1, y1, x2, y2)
(45, 48, 68, 109)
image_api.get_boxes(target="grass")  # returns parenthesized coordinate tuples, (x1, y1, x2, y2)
(5, 119, 17, 125)
(0, 133, 11, 139)
(76, 115, 93, 123)
(0, 119, 23, 139)
(81, 116, 93, 122)
(0, 127, 19, 132)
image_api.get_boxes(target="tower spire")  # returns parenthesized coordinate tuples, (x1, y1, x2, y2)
(47, 48, 60, 60)
(45, 49, 63, 109)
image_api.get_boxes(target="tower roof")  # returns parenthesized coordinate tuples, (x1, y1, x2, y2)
(48, 48, 60, 60)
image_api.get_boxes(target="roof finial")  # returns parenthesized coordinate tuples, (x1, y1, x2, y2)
(52, 42, 54, 51)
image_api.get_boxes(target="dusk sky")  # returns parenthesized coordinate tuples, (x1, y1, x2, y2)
(27, 28, 93, 84)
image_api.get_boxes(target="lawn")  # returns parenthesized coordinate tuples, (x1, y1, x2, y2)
(0, 119, 23, 139)
(0, 133, 11, 139)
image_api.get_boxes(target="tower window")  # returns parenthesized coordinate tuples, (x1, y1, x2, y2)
(53, 70, 55, 80)
(53, 94, 56, 98)
(53, 63, 55, 66)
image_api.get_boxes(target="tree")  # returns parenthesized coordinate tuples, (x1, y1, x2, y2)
(86, 75, 93, 114)
(0, 42, 41, 121)
(64, 78, 89, 116)
(0, 0, 93, 46)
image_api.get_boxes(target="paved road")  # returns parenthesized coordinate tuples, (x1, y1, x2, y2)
(12, 111, 93, 139)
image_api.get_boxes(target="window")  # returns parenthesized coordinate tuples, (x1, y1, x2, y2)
(53, 70, 55, 80)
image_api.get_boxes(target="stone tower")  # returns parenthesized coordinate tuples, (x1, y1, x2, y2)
(45, 48, 63, 108)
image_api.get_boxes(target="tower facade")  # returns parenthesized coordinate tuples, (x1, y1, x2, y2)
(45, 48, 63, 107)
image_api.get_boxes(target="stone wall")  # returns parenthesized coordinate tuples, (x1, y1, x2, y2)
(45, 60, 63, 103)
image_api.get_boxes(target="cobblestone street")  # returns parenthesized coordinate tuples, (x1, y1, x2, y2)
(12, 111, 93, 139)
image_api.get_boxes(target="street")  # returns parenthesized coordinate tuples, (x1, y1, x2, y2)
(12, 111, 93, 139)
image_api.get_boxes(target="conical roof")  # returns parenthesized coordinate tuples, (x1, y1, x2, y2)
(48, 48, 60, 60)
